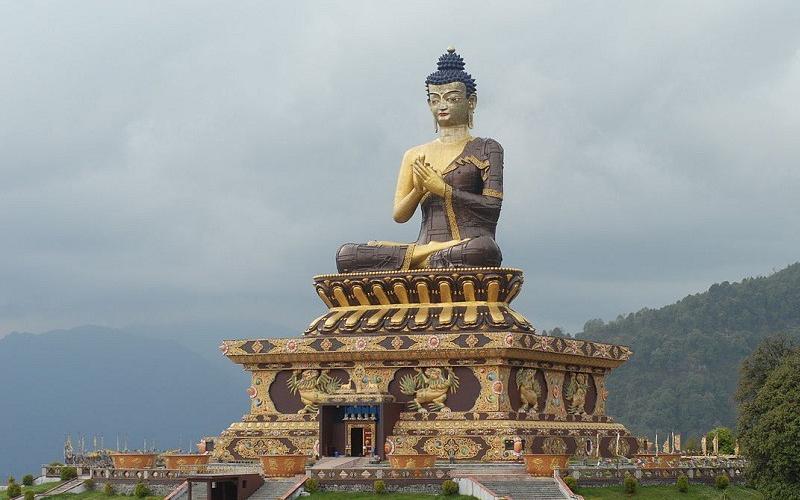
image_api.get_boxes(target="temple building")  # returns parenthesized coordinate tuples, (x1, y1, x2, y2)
(214, 48, 638, 464)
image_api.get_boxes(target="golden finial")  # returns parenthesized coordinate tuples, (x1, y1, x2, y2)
(447, 46, 456, 54)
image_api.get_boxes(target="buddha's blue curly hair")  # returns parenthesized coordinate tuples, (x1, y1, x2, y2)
(425, 48, 476, 97)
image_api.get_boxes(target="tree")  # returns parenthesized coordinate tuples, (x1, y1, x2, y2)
(22, 476, 33, 487)
(737, 351, 800, 497)
(737, 334, 798, 444)
(59, 467, 78, 481)
(133, 482, 150, 498)
(6, 483, 22, 499)
(705, 427, 735, 455)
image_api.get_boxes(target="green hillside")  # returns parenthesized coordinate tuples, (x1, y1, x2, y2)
(578, 262, 800, 439)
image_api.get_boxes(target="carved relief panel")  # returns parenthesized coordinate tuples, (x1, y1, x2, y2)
(543, 370, 566, 417)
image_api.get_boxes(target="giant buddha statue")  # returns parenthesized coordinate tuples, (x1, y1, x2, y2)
(336, 47, 504, 273)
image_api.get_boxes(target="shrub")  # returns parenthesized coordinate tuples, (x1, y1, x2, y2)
(623, 473, 637, 494)
(676, 474, 689, 493)
(373, 479, 386, 494)
(7, 483, 22, 498)
(22, 476, 34, 487)
(103, 483, 115, 496)
(563, 476, 577, 492)
(83, 478, 95, 491)
(7, 476, 15, 485)
(441, 479, 458, 495)
(59, 467, 78, 481)
(716, 474, 730, 490)
(706, 427, 735, 455)
(304, 478, 319, 493)
(133, 482, 151, 498)
(24, 491, 34, 500)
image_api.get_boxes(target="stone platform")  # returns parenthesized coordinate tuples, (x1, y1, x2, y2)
(214, 268, 639, 463)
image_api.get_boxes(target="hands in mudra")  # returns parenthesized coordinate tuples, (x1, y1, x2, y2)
(412, 154, 448, 197)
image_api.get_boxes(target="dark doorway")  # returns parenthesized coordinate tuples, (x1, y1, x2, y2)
(210, 481, 236, 500)
(320, 406, 346, 457)
(350, 427, 364, 457)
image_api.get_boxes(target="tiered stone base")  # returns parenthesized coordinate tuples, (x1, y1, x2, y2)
(215, 268, 638, 462)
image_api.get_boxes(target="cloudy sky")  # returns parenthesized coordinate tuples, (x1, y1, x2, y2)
(1, 1, 798, 337)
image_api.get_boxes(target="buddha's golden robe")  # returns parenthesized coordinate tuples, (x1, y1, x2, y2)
(337, 136, 504, 272)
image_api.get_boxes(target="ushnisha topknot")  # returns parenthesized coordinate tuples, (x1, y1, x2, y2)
(425, 46, 477, 97)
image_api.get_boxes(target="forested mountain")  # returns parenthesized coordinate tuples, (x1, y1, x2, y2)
(579, 262, 800, 440)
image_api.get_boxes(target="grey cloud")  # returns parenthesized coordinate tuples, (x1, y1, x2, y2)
(1, 1, 799, 335)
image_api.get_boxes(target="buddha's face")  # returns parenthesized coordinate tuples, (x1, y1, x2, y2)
(428, 81, 476, 129)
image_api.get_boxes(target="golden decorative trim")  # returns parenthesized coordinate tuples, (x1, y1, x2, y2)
(482, 188, 503, 199)
(327, 300, 509, 313)
(392, 419, 628, 431)
(443, 184, 460, 240)
(400, 244, 415, 271)
(446, 155, 490, 179)
(313, 267, 524, 280)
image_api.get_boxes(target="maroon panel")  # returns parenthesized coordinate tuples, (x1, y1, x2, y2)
(328, 369, 351, 387)
(536, 369, 548, 411)
(585, 374, 598, 415)
(508, 367, 522, 410)
(387, 367, 418, 404)
(447, 367, 480, 412)
(270, 371, 303, 414)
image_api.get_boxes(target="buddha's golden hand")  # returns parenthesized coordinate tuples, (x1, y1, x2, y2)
(411, 156, 427, 194)
(413, 156, 447, 197)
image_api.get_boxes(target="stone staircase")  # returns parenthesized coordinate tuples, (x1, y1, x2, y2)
(188, 482, 208, 500)
(247, 477, 304, 500)
(470, 476, 570, 500)
(9, 478, 85, 500)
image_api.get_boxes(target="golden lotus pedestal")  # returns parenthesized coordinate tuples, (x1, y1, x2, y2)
(523, 454, 570, 477)
(259, 455, 308, 477)
(109, 453, 158, 469)
(214, 268, 638, 465)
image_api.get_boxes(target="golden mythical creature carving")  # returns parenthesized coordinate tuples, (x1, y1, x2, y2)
(286, 369, 342, 414)
(399, 367, 459, 412)
(515, 368, 543, 412)
(565, 372, 589, 415)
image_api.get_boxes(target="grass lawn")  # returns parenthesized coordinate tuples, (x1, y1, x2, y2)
(307, 493, 475, 500)
(1, 482, 65, 500)
(578, 484, 763, 499)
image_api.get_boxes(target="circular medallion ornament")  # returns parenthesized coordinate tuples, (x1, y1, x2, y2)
(505, 333, 514, 347)
(427, 336, 441, 349)
(355, 338, 367, 350)
(492, 380, 504, 395)
(219, 342, 229, 355)
(286, 339, 298, 352)
(247, 386, 257, 399)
